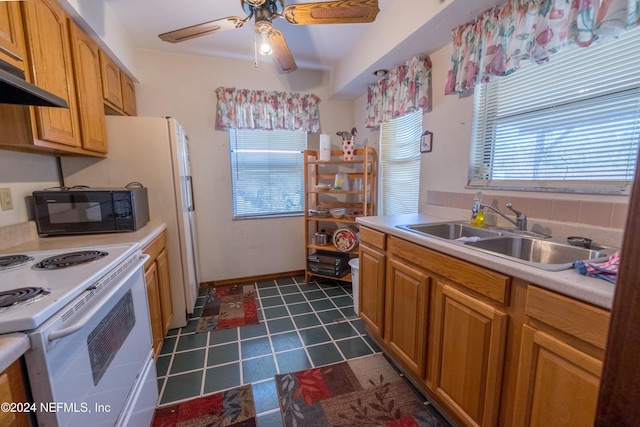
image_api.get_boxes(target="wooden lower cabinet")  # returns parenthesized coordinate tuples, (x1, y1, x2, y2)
(511, 285, 609, 426)
(384, 256, 430, 378)
(431, 282, 507, 427)
(359, 242, 386, 337)
(156, 248, 174, 336)
(143, 231, 174, 359)
(144, 262, 163, 358)
(512, 326, 602, 426)
(0, 359, 30, 427)
(358, 229, 612, 427)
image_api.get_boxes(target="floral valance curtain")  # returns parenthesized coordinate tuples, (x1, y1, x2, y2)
(365, 56, 432, 128)
(445, 0, 640, 95)
(215, 87, 321, 133)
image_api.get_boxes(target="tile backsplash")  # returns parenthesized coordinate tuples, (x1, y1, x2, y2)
(426, 191, 628, 229)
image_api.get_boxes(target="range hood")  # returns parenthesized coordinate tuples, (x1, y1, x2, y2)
(0, 58, 68, 108)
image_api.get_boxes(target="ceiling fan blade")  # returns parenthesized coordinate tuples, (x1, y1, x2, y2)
(159, 16, 246, 43)
(268, 29, 297, 73)
(282, 0, 379, 25)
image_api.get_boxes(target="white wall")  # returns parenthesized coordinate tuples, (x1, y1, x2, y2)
(0, 151, 60, 227)
(134, 49, 355, 282)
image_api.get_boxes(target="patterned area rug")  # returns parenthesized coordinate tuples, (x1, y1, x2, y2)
(196, 285, 258, 333)
(275, 353, 448, 427)
(152, 384, 256, 426)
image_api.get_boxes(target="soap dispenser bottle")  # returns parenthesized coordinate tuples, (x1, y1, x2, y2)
(471, 191, 484, 226)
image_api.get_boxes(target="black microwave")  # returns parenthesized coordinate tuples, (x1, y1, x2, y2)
(32, 187, 150, 236)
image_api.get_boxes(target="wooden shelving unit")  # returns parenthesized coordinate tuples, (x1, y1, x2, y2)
(304, 146, 377, 282)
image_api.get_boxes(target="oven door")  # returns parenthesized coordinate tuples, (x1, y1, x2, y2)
(33, 191, 117, 235)
(25, 253, 155, 427)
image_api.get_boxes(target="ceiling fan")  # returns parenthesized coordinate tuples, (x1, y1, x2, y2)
(158, 0, 380, 73)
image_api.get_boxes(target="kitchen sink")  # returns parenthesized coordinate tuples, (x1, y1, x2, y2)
(395, 221, 618, 271)
(464, 236, 617, 271)
(398, 222, 503, 240)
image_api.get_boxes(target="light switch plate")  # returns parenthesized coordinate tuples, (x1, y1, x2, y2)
(0, 188, 13, 211)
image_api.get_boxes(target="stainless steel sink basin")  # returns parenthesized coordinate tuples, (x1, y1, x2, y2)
(398, 222, 503, 240)
(464, 236, 616, 271)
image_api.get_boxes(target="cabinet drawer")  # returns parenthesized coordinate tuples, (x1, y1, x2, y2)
(142, 230, 167, 270)
(360, 227, 386, 250)
(526, 285, 610, 350)
(389, 236, 511, 305)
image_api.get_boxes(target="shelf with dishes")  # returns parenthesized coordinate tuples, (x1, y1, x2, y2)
(303, 146, 377, 283)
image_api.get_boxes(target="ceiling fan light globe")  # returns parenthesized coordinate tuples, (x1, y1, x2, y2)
(259, 31, 272, 55)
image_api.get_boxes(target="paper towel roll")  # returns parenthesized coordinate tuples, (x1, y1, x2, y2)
(319, 134, 331, 161)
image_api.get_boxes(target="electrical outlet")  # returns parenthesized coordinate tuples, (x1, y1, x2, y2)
(0, 188, 13, 211)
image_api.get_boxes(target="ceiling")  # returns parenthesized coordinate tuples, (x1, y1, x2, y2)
(100, 0, 505, 99)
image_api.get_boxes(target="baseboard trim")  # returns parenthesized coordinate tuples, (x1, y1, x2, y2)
(200, 270, 306, 288)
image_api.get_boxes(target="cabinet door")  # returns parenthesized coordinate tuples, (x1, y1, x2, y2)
(0, 2, 26, 69)
(144, 262, 163, 359)
(384, 257, 430, 378)
(157, 248, 173, 336)
(512, 325, 602, 426)
(0, 360, 30, 427)
(359, 243, 386, 337)
(22, 0, 82, 148)
(431, 282, 507, 427)
(99, 50, 123, 110)
(68, 21, 108, 153)
(121, 71, 137, 116)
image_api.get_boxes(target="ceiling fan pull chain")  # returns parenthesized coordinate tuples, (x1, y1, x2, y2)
(254, 32, 258, 68)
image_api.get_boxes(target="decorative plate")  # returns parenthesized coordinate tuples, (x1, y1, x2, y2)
(333, 227, 359, 252)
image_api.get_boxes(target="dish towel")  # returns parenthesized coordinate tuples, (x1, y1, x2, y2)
(573, 250, 621, 284)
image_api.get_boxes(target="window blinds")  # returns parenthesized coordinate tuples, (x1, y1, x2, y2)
(229, 129, 307, 218)
(470, 27, 640, 193)
(380, 110, 422, 215)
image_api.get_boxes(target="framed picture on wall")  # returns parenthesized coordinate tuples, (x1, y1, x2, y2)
(420, 131, 433, 153)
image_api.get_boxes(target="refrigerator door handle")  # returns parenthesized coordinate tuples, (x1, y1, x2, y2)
(185, 176, 195, 212)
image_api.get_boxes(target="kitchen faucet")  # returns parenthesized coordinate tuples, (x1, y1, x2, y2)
(479, 203, 528, 231)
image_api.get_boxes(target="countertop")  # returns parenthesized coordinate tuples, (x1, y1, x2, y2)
(357, 213, 616, 310)
(0, 220, 166, 373)
(1, 219, 167, 254)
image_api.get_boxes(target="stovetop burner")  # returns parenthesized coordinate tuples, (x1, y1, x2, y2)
(34, 250, 109, 270)
(0, 287, 51, 309)
(0, 255, 35, 271)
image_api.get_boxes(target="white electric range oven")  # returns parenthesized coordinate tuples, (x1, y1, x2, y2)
(0, 243, 157, 427)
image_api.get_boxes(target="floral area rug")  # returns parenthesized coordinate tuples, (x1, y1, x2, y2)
(152, 384, 256, 427)
(196, 285, 258, 333)
(275, 353, 449, 427)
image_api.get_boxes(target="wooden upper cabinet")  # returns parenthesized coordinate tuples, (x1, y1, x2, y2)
(68, 21, 108, 154)
(21, 0, 82, 149)
(99, 50, 123, 110)
(0, 2, 26, 69)
(121, 71, 137, 116)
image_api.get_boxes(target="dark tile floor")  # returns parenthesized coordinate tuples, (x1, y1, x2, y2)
(155, 276, 384, 426)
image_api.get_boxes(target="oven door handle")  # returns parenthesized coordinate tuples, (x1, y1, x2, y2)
(47, 255, 150, 342)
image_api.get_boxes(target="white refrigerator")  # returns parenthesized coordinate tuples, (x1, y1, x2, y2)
(61, 116, 200, 329)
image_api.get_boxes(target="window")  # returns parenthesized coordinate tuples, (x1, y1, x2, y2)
(470, 27, 640, 193)
(229, 129, 307, 218)
(379, 110, 423, 215)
